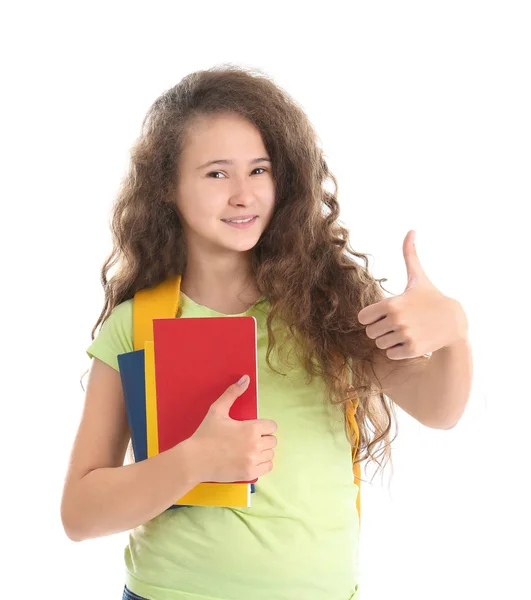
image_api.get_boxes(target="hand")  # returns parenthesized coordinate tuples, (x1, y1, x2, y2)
(189, 375, 278, 483)
(358, 230, 469, 360)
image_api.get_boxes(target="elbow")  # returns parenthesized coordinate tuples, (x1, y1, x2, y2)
(422, 411, 463, 430)
(437, 420, 458, 431)
(437, 404, 468, 430)
(61, 509, 83, 542)
(64, 528, 84, 543)
(60, 494, 87, 543)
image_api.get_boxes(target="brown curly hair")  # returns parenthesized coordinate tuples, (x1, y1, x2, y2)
(88, 63, 429, 481)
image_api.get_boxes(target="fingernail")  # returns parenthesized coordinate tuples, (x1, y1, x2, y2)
(237, 375, 249, 386)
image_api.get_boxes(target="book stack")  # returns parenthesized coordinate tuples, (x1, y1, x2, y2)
(117, 315, 259, 509)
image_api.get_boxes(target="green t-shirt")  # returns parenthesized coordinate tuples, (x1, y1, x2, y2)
(86, 292, 360, 600)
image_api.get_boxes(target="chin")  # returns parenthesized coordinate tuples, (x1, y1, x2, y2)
(227, 239, 260, 253)
(217, 233, 262, 253)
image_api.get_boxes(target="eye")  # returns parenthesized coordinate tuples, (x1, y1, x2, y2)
(206, 168, 268, 178)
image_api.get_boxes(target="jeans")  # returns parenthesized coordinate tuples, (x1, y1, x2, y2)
(122, 585, 148, 600)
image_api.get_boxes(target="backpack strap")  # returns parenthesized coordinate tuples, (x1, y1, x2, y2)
(133, 275, 181, 461)
(133, 275, 182, 351)
(346, 396, 362, 520)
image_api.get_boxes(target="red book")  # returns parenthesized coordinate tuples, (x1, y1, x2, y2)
(152, 316, 259, 484)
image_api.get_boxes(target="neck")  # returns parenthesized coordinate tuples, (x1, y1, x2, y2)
(180, 249, 261, 313)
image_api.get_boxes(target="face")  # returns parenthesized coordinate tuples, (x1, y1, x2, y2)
(175, 112, 276, 257)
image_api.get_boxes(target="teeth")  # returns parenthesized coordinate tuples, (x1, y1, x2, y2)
(226, 217, 254, 223)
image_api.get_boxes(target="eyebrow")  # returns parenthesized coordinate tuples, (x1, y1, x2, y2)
(196, 157, 271, 170)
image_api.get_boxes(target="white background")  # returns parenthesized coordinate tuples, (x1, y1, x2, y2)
(2, 1, 530, 598)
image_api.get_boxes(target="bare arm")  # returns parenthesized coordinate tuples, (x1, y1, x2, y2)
(60, 358, 201, 542)
(61, 358, 277, 542)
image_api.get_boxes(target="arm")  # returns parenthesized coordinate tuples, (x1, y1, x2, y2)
(60, 358, 202, 542)
(416, 337, 473, 429)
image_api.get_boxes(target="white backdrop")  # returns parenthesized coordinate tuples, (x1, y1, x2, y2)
(2, 1, 529, 599)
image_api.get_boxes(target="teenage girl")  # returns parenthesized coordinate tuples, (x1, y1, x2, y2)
(61, 65, 429, 600)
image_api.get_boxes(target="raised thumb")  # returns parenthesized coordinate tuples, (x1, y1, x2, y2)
(211, 375, 250, 416)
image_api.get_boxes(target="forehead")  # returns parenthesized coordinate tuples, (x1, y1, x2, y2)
(181, 113, 267, 160)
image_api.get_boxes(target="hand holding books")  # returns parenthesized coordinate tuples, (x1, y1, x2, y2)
(189, 374, 278, 484)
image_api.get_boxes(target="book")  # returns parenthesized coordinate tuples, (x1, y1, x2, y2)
(117, 349, 148, 463)
(152, 315, 259, 486)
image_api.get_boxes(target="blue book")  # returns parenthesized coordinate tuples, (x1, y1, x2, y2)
(118, 350, 148, 461)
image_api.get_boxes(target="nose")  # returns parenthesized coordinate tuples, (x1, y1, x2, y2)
(228, 175, 255, 207)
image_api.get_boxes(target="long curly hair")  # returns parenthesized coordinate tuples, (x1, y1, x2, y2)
(89, 64, 428, 480)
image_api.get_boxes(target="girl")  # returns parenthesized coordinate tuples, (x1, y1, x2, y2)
(61, 64, 468, 600)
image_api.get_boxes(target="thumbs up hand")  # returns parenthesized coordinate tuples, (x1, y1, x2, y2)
(357, 230, 468, 360)
(189, 375, 278, 483)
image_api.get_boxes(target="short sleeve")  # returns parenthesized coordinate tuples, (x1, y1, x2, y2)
(86, 299, 134, 372)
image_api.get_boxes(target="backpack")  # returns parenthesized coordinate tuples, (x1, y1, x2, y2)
(133, 274, 362, 519)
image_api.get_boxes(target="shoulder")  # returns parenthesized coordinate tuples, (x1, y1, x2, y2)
(86, 298, 134, 371)
(102, 298, 134, 335)
(109, 297, 134, 321)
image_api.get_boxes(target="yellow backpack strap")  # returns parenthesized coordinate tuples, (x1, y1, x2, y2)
(133, 275, 182, 351)
(346, 395, 361, 520)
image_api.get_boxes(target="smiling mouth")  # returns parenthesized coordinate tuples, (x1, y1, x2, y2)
(221, 216, 257, 224)
(221, 215, 258, 229)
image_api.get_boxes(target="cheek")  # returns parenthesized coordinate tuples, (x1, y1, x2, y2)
(177, 187, 223, 228)
(183, 206, 220, 235)
(263, 192, 277, 222)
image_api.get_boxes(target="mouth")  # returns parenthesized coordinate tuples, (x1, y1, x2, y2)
(221, 215, 258, 229)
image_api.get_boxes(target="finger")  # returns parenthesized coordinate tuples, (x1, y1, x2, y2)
(254, 460, 274, 478)
(259, 448, 275, 462)
(259, 435, 278, 450)
(253, 418, 278, 436)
